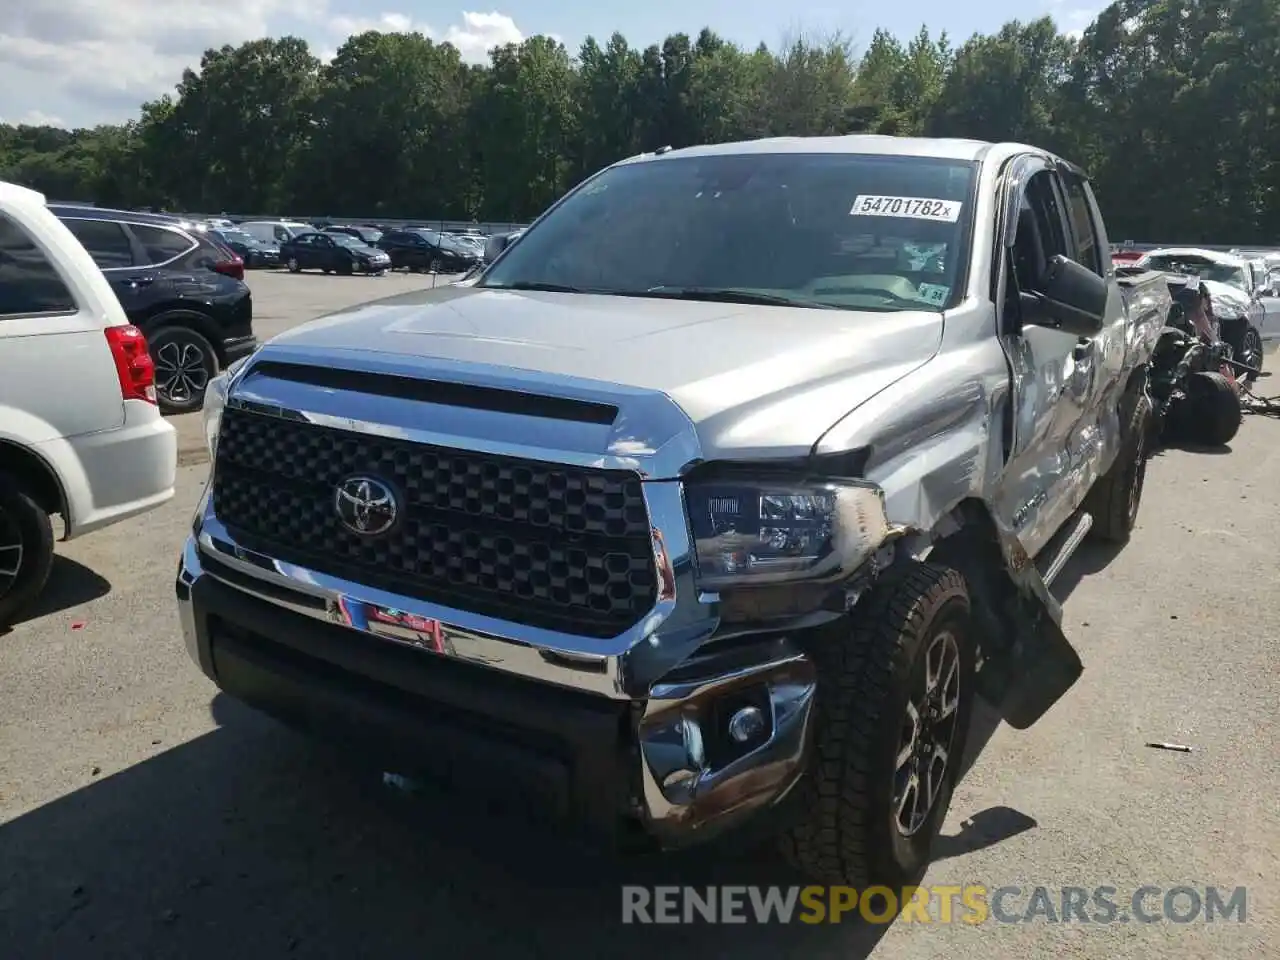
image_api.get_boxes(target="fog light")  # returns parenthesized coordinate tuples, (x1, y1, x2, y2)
(727, 705, 766, 744)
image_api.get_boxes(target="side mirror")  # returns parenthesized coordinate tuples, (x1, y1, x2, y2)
(1030, 254, 1108, 336)
(483, 233, 512, 262)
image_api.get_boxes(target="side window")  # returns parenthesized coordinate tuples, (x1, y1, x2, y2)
(63, 218, 135, 268)
(1009, 170, 1069, 295)
(0, 212, 77, 318)
(131, 225, 195, 264)
(274, 226, 290, 241)
(1062, 175, 1103, 276)
(1026, 172, 1069, 261)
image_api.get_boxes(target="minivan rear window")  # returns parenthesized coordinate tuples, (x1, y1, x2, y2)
(0, 212, 77, 318)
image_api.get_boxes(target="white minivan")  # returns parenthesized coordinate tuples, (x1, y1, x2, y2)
(0, 180, 177, 626)
(237, 219, 313, 245)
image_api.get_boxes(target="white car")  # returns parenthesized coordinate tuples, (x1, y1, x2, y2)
(1136, 246, 1269, 376)
(238, 219, 313, 246)
(0, 180, 177, 626)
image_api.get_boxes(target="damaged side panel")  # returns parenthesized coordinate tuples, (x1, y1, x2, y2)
(815, 296, 1084, 730)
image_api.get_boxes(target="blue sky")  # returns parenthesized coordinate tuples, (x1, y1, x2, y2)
(1, 0, 1106, 128)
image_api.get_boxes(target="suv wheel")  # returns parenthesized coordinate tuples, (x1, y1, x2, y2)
(0, 473, 55, 628)
(780, 563, 975, 886)
(151, 326, 219, 414)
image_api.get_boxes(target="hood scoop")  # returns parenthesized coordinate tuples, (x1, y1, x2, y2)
(249, 360, 619, 426)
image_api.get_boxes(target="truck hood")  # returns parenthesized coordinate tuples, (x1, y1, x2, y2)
(254, 287, 944, 471)
(1200, 279, 1251, 316)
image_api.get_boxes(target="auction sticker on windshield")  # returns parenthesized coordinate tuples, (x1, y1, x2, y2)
(851, 195, 963, 222)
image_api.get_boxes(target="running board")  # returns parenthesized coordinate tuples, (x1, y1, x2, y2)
(1037, 512, 1093, 589)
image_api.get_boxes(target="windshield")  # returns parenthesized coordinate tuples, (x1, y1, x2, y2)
(330, 233, 367, 248)
(480, 152, 976, 311)
(1143, 255, 1250, 292)
(218, 229, 256, 244)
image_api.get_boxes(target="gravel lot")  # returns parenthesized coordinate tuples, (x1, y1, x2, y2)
(1, 273, 1277, 959)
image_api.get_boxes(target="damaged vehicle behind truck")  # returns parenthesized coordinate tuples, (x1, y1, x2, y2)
(177, 137, 1169, 886)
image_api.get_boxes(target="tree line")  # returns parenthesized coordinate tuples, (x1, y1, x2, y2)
(2, 0, 1278, 243)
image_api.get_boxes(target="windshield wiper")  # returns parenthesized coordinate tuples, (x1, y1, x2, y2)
(488, 281, 584, 293)
(625, 287, 839, 309)
(811, 286, 934, 309)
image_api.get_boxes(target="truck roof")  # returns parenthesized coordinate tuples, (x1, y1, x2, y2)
(617, 135, 1049, 166)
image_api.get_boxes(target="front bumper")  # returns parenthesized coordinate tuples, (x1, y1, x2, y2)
(221, 335, 259, 364)
(176, 516, 818, 845)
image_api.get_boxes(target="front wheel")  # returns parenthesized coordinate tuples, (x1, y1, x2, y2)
(429, 256, 442, 274)
(1238, 325, 1264, 384)
(780, 563, 975, 886)
(0, 473, 55, 628)
(151, 326, 219, 414)
(286, 257, 300, 273)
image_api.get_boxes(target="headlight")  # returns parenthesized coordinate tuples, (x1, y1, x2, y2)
(1212, 299, 1245, 320)
(202, 355, 251, 457)
(685, 479, 891, 589)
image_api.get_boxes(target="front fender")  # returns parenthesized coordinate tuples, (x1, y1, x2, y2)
(925, 501, 1083, 730)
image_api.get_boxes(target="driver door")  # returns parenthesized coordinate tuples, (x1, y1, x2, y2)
(993, 157, 1100, 560)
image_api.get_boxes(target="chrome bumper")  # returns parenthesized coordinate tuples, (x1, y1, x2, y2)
(177, 495, 818, 842)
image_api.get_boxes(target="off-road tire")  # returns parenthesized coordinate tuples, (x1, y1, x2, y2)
(779, 562, 976, 886)
(0, 473, 55, 628)
(1172, 371, 1241, 447)
(1084, 391, 1152, 543)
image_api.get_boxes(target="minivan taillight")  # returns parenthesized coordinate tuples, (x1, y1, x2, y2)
(212, 255, 245, 281)
(105, 325, 157, 404)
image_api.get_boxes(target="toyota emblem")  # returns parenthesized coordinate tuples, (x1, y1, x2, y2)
(334, 476, 398, 536)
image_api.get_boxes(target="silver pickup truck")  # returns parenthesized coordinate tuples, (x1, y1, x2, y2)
(178, 137, 1170, 886)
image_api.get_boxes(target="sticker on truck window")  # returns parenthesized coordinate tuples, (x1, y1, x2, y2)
(917, 283, 950, 305)
(850, 195, 963, 222)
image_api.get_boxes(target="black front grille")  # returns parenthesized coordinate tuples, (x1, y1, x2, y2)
(211, 406, 658, 637)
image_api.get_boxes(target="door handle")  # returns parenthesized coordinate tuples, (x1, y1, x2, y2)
(125, 276, 154, 287)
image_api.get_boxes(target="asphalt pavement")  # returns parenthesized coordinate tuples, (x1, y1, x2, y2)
(1, 272, 1277, 959)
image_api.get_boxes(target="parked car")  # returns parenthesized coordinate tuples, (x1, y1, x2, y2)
(213, 227, 280, 269)
(322, 224, 383, 246)
(1135, 247, 1267, 381)
(279, 231, 390, 275)
(238, 219, 313, 246)
(1, 180, 177, 626)
(179, 136, 1167, 887)
(377, 228, 481, 273)
(51, 204, 257, 413)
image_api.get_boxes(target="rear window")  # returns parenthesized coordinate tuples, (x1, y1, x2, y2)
(62, 218, 135, 268)
(0, 212, 77, 317)
(132, 225, 196, 264)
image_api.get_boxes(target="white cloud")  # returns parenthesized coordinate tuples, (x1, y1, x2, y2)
(1047, 1, 1105, 39)
(0, 2, 534, 129)
(319, 10, 524, 62)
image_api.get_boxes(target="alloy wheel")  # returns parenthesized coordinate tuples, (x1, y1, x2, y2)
(1242, 328, 1263, 376)
(154, 340, 210, 405)
(893, 629, 962, 836)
